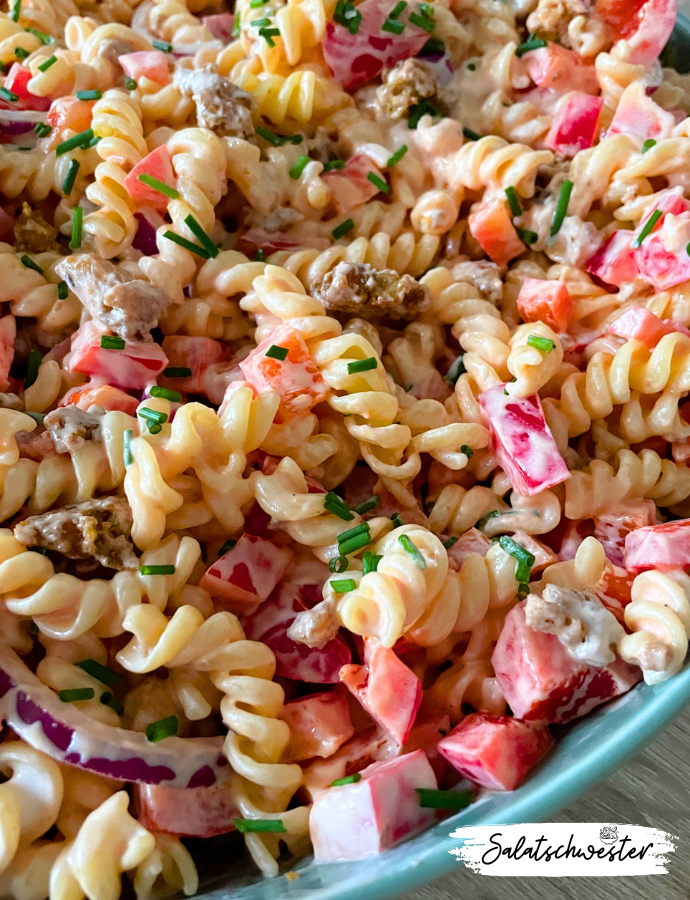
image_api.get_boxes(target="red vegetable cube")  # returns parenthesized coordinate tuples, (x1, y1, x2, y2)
(438, 713, 554, 791)
(0, 315, 15, 391)
(624, 518, 690, 572)
(587, 230, 639, 287)
(636, 212, 690, 291)
(491, 600, 641, 723)
(545, 93, 602, 157)
(202, 12, 235, 41)
(136, 780, 238, 838)
(47, 98, 94, 141)
(340, 640, 422, 746)
(124, 146, 176, 213)
(160, 336, 226, 394)
(239, 324, 329, 423)
(468, 198, 525, 267)
(4, 63, 50, 111)
(323, 154, 384, 215)
(523, 45, 598, 95)
(608, 81, 676, 143)
(69, 321, 168, 390)
(200, 534, 293, 615)
(608, 307, 676, 347)
(119, 50, 170, 86)
(282, 691, 354, 762)
(310, 749, 438, 861)
(517, 278, 573, 333)
(594, 500, 658, 567)
(446, 527, 491, 570)
(59, 382, 139, 416)
(595, 0, 677, 66)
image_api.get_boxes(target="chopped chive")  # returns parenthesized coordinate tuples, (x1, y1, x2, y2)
(59, 688, 95, 703)
(253, 249, 266, 261)
(76, 89, 101, 101)
(150, 385, 182, 402)
(100, 335, 125, 349)
(0, 88, 18, 102)
(409, 11, 434, 30)
(407, 97, 439, 128)
(14, 47, 29, 59)
(10, 0, 20, 22)
(25, 411, 45, 424)
(163, 366, 192, 377)
(517, 582, 530, 600)
(138, 172, 179, 199)
(84, 134, 101, 148)
(463, 126, 481, 141)
(386, 144, 408, 168)
(332, 218, 354, 239)
(460, 444, 474, 458)
(516, 558, 532, 583)
(100, 691, 124, 715)
(362, 550, 382, 574)
(389, 0, 407, 17)
(30, 546, 49, 555)
(390, 512, 404, 529)
(399, 534, 426, 569)
(234, 819, 286, 833)
(353, 495, 380, 515)
(550, 179, 573, 238)
(467, 62, 476, 70)
(329, 555, 349, 573)
(140, 564, 176, 576)
(283, 134, 303, 144)
(34, 121, 52, 136)
(24, 349, 42, 388)
(289, 155, 311, 179)
(446, 353, 466, 385)
(338, 522, 370, 544)
(420, 37, 444, 55)
(642, 138, 656, 153)
(75, 659, 120, 687)
(367, 172, 390, 194)
(505, 186, 521, 218)
(498, 535, 535, 567)
(232, 9, 241, 35)
(163, 230, 210, 259)
(382, 17, 405, 33)
(331, 578, 357, 593)
(515, 34, 547, 57)
(516, 227, 538, 246)
(265, 344, 289, 361)
(250, 0, 267, 6)
(70, 206, 82, 249)
(217, 539, 237, 556)
(334, 0, 361, 33)
(250, 16, 271, 25)
(526, 334, 555, 352)
(415, 788, 473, 809)
(62, 158, 79, 195)
(323, 159, 345, 171)
(25, 26, 52, 43)
(0, 62, 7, 75)
(443, 536, 458, 550)
(147, 422, 161, 436)
(21, 254, 43, 274)
(632, 208, 663, 249)
(139, 407, 168, 424)
(256, 125, 282, 145)
(183, 214, 219, 258)
(152, 39, 172, 52)
(418, 3, 434, 17)
(338, 532, 371, 555)
(123, 428, 133, 467)
(146, 715, 178, 742)
(259, 26, 279, 45)
(324, 492, 355, 521)
(124, 77, 137, 90)
(347, 356, 378, 374)
(30, 620, 39, 633)
(57, 130, 94, 156)
(331, 773, 362, 786)
(56, 280, 68, 299)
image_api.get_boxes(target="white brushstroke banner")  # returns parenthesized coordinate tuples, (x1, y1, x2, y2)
(449, 823, 677, 876)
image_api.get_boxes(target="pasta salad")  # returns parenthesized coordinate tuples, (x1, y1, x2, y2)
(0, 0, 687, 892)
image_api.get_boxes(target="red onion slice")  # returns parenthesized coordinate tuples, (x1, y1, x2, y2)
(0, 643, 227, 788)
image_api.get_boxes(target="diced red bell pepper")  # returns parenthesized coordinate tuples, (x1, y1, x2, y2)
(491, 600, 641, 723)
(468, 198, 525, 267)
(202, 13, 235, 41)
(595, 565, 634, 625)
(47, 98, 94, 144)
(446, 528, 491, 570)
(624, 518, 690, 572)
(239, 324, 329, 423)
(200, 533, 293, 615)
(323, 154, 384, 215)
(545, 93, 603, 157)
(238, 228, 330, 256)
(323, 0, 431, 91)
(281, 691, 354, 762)
(310, 749, 438, 861)
(437, 713, 554, 791)
(608, 307, 677, 347)
(608, 81, 676, 143)
(594, 500, 658, 567)
(594, 0, 677, 66)
(241, 558, 351, 683)
(4, 63, 50, 112)
(479, 385, 570, 496)
(59, 382, 139, 416)
(119, 51, 170, 86)
(587, 230, 639, 287)
(340, 640, 422, 746)
(0, 207, 13, 242)
(136, 780, 238, 838)
(517, 278, 573, 334)
(69, 321, 168, 390)
(636, 213, 690, 291)
(523, 45, 598, 95)
(0, 315, 15, 391)
(159, 336, 226, 395)
(124, 146, 176, 214)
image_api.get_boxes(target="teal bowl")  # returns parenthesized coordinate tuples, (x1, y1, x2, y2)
(196, 16, 690, 900)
